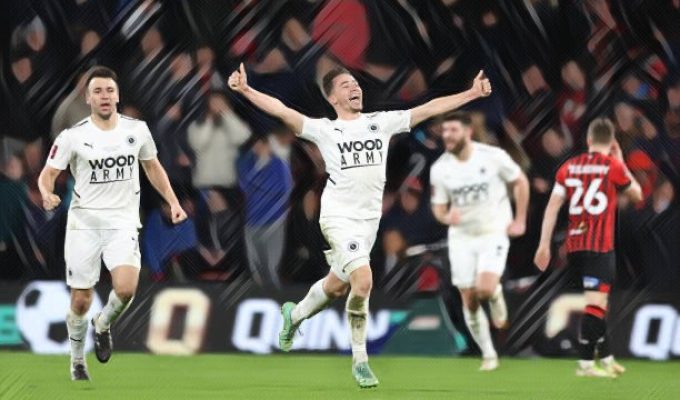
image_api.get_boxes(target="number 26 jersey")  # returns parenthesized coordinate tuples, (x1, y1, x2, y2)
(552, 152, 631, 253)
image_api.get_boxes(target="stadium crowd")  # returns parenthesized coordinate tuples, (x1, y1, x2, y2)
(1, 0, 678, 292)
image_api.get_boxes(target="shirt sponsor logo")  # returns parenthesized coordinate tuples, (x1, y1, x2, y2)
(337, 139, 385, 170)
(449, 182, 489, 207)
(88, 155, 136, 183)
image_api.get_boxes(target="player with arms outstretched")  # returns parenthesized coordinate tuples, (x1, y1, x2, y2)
(430, 112, 530, 371)
(228, 63, 491, 387)
(534, 118, 643, 378)
(38, 66, 187, 380)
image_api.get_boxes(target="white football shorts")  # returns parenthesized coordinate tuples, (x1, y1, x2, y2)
(448, 232, 509, 289)
(319, 216, 380, 282)
(64, 229, 141, 289)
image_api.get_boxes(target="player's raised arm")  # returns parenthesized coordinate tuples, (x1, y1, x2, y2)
(409, 70, 492, 128)
(228, 63, 305, 134)
(610, 140, 644, 203)
(534, 190, 566, 271)
(140, 158, 187, 224)
(37, 165, 63, 211)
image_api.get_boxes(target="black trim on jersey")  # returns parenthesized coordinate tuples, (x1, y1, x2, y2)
(90, 178, 133, 184)
(70, 120, 89, 129)
(340, 163, 382, 170)
(327, 175, 336, 185)
(73, 190, 81, 198)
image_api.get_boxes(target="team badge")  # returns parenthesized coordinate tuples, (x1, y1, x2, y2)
(126, 135, 136, 146)
(347, 240, 360, 252)
(368, 123, 379, 133)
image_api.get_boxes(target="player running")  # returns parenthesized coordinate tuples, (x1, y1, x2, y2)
(534, 118, 643, 378)
(430, 111, 529, 371)
(228, 63, 491, 388)
(38, 66, 187, 380)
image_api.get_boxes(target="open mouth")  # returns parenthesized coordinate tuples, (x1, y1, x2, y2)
(349, 95, 361, 102)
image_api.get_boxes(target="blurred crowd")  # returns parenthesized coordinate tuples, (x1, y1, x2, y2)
(1, 0, 678, 291)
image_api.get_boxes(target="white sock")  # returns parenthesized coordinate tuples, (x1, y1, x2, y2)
(579, 360, 595, 369)
(67, 311, 88, 363)
(292, 279, 331, 325)
(490, 284, 502, 302)
(600, 355, 614, 365)
(346, 293, 369, 364)
(96, 291, 131, 331)
(463, 307, 497, 359)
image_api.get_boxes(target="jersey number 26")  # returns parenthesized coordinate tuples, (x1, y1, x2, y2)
(565, 178, 608, 215)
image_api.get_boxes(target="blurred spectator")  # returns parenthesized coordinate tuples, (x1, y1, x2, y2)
(173, 190, 244, 281)
(381, 177, 445, 275)
(558, 61, 588, 144)
(142, 200, 198, 281)
(187, 91, 251, 191)
(51, 72, 90, 139)
(238, 136, 293, 288)
(195, 45, 226, 94)
(0, 154, 28, 279)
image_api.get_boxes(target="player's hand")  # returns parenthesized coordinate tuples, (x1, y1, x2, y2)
(507, 219, 526, 238)
(169, 203, 188, 224)
(534, 245, 551, 272)
(42, 193, 61, 211)
(446, 207, 461, 225)
(610, 139, 623, 160)
(471, 70, 492, 98)
(228, 63, 249, 93)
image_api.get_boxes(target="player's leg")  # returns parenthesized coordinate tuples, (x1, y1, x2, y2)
(575, 252, 616, 377)
(68, 289, 93, 380)
(347, 264, 378, 388)
(93, 230, 141, 363)
(589, 253, 625, 375)
(64, 229, 101, 380)
(450, 236, 497, 370)
(460, 288, 498, 370)
(280, 271, 346, 351)
(477, 234, 509, 328)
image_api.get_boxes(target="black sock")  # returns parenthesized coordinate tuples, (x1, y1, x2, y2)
(579, 305, 606, 361)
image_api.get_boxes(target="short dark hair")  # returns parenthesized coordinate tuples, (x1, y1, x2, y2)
(86, 65, 118, 87)
(321, 67, 351, 97)
(441, 111, 472, 126)
(587, 117, 615, 144)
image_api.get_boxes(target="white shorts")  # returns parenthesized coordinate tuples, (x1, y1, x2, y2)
(64, 229, 141, 289)
(319, 217, 380, 282)
(448, 233, 509, 289)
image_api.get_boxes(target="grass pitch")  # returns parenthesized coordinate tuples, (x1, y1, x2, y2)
(1, 353, 678, 400)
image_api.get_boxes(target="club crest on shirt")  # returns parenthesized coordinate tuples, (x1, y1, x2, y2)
(126, 135, 136, 146)
(368, 123, 379, 133)
(347, 240, 360, 252)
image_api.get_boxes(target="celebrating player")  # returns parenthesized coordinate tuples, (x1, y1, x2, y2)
(534, 118, 643, 377)
(228, 63, 491, 388)
(429, 112, 529, 371)
(38, 66, 187, 380)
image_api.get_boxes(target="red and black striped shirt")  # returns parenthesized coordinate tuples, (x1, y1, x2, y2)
(553, 152, 631, 253)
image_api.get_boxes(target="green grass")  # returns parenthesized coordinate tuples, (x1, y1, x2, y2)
(1, 353, 678, 400)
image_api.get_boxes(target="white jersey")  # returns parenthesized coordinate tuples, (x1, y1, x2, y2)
(46, 114, 158, 229)
(300, 110, 411, 219)
(430, 142, 521, 236)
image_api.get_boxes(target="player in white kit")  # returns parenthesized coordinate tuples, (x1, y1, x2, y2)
(228, 63, 491, 387)
(430, 112, 529, 371)
(37, 66, 187, 380)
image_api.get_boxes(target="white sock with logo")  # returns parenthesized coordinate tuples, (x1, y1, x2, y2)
(292, 279, 332, 325)
(96, 291, 132, 331)
(463, 307, 497, 359)
(67, 311, 88, 363)
(346, 293, 369, 364)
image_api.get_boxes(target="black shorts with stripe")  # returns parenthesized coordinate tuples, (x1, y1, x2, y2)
(567, 251, 615, 293)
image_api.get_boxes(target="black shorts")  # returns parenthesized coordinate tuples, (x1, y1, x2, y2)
(567, 251, 615, 293)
